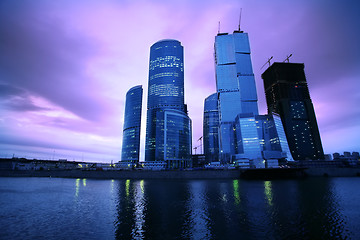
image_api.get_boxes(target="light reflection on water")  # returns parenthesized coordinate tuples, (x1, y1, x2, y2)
(1, 177, 359, 239)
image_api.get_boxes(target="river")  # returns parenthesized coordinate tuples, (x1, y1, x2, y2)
(0, 177, 359, 239)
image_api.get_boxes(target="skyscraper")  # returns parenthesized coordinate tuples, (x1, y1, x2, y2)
(145, 39, 192, 168)
(261, 62, 324, 160)
(203, 93, 219, 162)
(214, 29, 258, 162)
(121, 85, 143, 163)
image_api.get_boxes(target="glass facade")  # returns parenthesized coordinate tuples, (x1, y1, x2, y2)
(203, 93, 219, 162)
(147, 39, 184, 111)
(272, 114, 293, 161)
(234, 114, 262, 160)
(214, 31, 259, 162)
(164, 110, 192, 168)
(145, 39, 192, 167)
(261, 62, 324, 160)
(233, 114, 293, 161)
(121, 85, 143, 163)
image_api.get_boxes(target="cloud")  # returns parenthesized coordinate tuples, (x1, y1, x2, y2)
(0, 1, 109, 122)
(0, 0, 359, 160)
(0, 84, 50, 112)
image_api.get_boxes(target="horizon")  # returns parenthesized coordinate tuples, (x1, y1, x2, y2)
(1, 0, 360, 163)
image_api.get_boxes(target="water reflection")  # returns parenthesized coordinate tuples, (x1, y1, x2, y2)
(183, 181, 211, 239)
(110, 179, 115, 194)
(125, 179, 130, 197)
(132, 180, 145, 239)
(75, 178, 80, 198)
(2, 177, 356, 239)
(74, 178, 87, 198)
(233, 180, 240, 205)
(113, 178, 352, 239)
(264, 181, 273, 206)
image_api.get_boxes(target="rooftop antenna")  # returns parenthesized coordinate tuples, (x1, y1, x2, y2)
(238, 8, 242, 31)
(218, 21, 221, 34)
(283, 54, 293, 63)
(261, 56, 273, 69)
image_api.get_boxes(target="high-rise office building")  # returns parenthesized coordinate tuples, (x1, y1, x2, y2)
(214, 29, 258, 162)
(233, 113, 293, 160)
(203, 93, 219, 162)
(145, 39, 192, 168)
(261, 62, 324, 160)
(232, 113, 293, 166)
(121, 85, 143, 163)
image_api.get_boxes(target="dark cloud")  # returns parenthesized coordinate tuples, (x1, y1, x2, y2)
(0, 1, 107, 121)
(0, 84, 49, 112)
(250, 1, 360, 89)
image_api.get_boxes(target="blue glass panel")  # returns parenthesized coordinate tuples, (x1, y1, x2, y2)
(216, 64, 238, 91)
(233, 32, 251, 53)
(218, 92, 242, 122)
(235, 54, 253, 74)
(215, 35, 235, 65)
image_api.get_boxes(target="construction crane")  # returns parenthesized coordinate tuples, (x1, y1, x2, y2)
(261, 56, 273, 70)
(283, 54, 293, 63)
(197, 136, 203, 155)
(193, 136, 203, 155)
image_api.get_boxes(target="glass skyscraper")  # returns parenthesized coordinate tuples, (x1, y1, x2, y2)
(121, 85, 143, 163)
(214, 30, 259, 162)
(203, 93, 219, 162)
(261, 62, 324, 160)
(233, 113, 293, 161)
(145, 39, 192, 168)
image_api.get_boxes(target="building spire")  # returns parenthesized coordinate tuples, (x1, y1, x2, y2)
(238, 8, 242, 31)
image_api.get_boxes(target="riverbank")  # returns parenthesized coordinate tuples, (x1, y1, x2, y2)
(0, 169, 241, 179)
(1, 167, 359, 179)
(304, 167, 360, 177)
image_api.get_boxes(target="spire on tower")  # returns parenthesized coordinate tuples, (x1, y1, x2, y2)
(238, 8, 242, 31)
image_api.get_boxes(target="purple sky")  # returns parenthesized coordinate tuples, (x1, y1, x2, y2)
(1, 0, 359, 162)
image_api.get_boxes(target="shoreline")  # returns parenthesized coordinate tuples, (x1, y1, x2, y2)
(1, 167, 359, 180)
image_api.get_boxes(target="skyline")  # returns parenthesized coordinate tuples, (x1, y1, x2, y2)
(1, 0, 360, 162)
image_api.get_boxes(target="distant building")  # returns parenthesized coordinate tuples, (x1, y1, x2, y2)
(145, 39, 192, 168)
(214, 29, 259, 163)
(333, 152, 341, 159)
(332, 151, 360, 166)
(261, 62, 324, 160)
(121, 85, 143, 163)
(203, 93, 219, 162)
(140, 161, 166, 170)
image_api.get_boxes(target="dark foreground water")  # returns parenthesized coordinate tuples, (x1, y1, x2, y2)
(0, 177, 360, 240)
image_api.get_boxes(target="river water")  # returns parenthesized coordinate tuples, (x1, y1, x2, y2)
(0, 177, 359, 240)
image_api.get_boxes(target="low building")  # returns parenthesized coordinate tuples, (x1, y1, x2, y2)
(140, 161, 166, 170)
(191, 154, 206, 168)
(233, 158, 250, 169)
